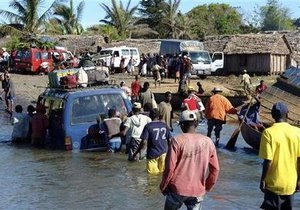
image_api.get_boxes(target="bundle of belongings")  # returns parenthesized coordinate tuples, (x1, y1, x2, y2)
(48, 67, 109, 88)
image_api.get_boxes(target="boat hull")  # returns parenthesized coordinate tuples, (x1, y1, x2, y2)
(240, 123, 262, 151)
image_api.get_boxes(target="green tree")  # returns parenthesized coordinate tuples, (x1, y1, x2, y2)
(259, 0, 294, 31)
(100, 0, 139, 39)
(0, 0, 59, 35)
(160, 0, 181, 38)
(138, 0, 165, 37)
(51, 0, 85, 35)
(187, 4, 243, 38)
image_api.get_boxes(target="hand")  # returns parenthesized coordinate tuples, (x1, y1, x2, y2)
(260, 180, 266, 193)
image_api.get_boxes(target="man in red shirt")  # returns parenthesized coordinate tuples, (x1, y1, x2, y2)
(255, 80, 267, 95)
(131, 75, 141, 103)
(160, 110, 219, 209)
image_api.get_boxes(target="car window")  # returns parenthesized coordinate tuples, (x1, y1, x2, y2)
(41, 52, 49, 59)
(71, 93, 127, 125)
(113, 51, 119, 57)
(16, 50, 31, 59)
(130, 49, 137, 55)
(121, 49, 129, 56)
(35, 52, 41, 59)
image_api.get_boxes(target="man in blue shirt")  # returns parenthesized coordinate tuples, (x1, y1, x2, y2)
(133, 109, 172, 174)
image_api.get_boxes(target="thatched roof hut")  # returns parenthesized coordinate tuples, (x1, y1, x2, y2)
(204, 34, 292, 75)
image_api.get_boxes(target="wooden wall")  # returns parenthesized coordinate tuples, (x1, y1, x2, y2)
(224, 54, 288, 75)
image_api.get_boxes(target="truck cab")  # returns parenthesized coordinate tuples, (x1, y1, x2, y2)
(160, 39, 224, 78)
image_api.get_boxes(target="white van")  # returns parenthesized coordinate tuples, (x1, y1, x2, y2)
(98, 46, 140, 71)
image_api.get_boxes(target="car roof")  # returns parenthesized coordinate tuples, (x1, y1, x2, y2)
(41, 85, 125, 100)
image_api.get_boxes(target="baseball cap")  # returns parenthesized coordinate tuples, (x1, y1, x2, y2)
(271, 102, 288, 118)
(133, 102, 142, 109)
(179, 110, 197, 123)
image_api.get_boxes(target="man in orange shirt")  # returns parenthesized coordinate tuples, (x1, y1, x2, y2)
(205, 87, 237, 146)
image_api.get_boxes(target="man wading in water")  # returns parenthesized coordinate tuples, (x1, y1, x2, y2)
(160, 110, 219, 209)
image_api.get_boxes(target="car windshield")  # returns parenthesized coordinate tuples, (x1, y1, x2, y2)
(189, 52, 211, 63)
(71, 93, 127, 124)
(100, 50, 113, 55)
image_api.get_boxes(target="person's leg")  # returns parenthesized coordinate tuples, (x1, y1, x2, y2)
(158, 153, 167, 173)
(147, 158, 160, 174)
(207, 119, 214, 138)
(164, 191, 184, 210)
(214, 122, 223, 146)
(184, 196, 204, 210)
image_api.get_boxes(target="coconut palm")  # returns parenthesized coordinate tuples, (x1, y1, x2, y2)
(100, 0, 139, 39)
(52, 0, 85, 35)
(0, 0, 59, 35)
(161, 0, 181, 38)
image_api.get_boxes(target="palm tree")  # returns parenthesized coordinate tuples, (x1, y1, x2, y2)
(52, 0, 85, 35)
(0, 0, 59, 35)
(161, 0, 181, 38)
(100, 0, 139, 39)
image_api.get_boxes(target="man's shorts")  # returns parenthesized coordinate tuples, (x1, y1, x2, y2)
(146, 153, 166, 174)
(261, 190, 294, 210)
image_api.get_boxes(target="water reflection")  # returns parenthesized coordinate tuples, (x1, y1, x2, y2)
(0, 117, 299, 209)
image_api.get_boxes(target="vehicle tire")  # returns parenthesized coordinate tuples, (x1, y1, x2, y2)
(198, 75, 207, 79)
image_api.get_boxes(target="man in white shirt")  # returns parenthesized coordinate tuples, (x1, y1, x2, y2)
(121, 102, 151, 161)
(240, 69, 252, 99)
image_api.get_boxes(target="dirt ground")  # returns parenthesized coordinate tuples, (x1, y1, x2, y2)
(6, 71, 277, 108)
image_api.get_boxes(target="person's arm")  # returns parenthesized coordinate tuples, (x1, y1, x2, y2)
(205, 145, 220, 191)
(296, 158, 300, 192)
(133, 139, 147, 160)
(260, 159, 272, 192)
(160, 140, 178, 194)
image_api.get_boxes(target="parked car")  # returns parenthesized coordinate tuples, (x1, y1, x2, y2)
(13, 47, 75, 74)
(37, 85, 132, 151)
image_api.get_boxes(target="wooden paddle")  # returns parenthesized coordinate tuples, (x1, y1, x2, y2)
(225, 97, 253, 150)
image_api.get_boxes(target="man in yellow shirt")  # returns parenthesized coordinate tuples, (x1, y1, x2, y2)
(259, 102, 300, 210)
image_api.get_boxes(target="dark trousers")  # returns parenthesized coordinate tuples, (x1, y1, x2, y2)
(207, 119, 224, 139)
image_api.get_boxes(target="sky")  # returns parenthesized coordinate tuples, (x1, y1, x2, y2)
(0, 0, 299, 29)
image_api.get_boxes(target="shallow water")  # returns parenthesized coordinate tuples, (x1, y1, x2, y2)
(1, 111, 299, 210)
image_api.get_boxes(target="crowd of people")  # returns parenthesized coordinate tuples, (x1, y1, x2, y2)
(2, 47, 300, 209)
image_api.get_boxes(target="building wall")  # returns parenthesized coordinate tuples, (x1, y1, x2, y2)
(224, 54, 287, 75)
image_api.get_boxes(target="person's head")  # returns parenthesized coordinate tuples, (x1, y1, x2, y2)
(149, 109, 159, 121)
(211, 87, 222, 95)
(179, 110, 198, 133)
(164, 91, 172, 103)
(260, 80, 264, 85)
(27, 105, 35, 114)
(15, 105, 23, 113)
(108, 108, 117, 118)
(271, 102, 288, 122)
(187, 86, 196, 94)
(143, 82, 150, 89)
(143, 102, 153, 112)
(132, 102, 142, 114)
(120, 80, 125, 87)
(197, 81, 202, 87)
(243, 69, 247, 74)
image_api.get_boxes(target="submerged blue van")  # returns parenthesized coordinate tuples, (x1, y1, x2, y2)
(37, 85, 132, 151)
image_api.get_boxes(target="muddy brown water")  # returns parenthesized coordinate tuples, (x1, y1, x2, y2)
(0, 110, 299, 210)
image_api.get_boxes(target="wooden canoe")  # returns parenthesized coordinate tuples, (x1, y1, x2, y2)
(240, 123, 262, 151)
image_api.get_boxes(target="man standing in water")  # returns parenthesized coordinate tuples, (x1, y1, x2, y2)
(160, 110, 219, 210)
(205, 87, 237, 146)
(133, 109, 172, 174)
(259, 102, 300, 210)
